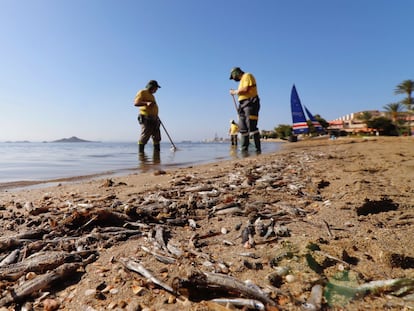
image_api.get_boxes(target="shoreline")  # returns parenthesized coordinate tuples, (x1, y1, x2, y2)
(1, 135, 409, 196)
(0, 140, 285, 192)
(0, 136, 403, 192)
(0, 141, 291, 197)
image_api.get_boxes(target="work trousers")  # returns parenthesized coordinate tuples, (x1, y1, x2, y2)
(138, 115, 161, 145)
(230, 135, 238, 146)
(238, 96, 261, 151)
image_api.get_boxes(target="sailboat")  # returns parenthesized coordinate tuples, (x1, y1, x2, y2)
(290, 84, 323, 135)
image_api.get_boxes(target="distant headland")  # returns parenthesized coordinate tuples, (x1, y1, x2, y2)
(50, 136, 96, 143)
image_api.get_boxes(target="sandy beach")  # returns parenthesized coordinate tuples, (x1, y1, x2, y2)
(0, 136, 413, 310)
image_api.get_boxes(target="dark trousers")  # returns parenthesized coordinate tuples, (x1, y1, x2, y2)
(231, 135, 238, 145)
(238, 97, 261, 151)
(138, 115, 161, 145)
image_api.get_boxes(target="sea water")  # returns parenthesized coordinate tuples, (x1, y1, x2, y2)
(0, 141, 282, 184)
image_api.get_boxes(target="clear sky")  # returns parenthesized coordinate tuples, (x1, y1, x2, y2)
(0, 0, 412, 142)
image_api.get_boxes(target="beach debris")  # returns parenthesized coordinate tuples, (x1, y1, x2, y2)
(302, 284, 323, 311)
(0, 229, 47, 252)
(175, 271, 277, 306)
(120, 257, 177, 295)
(0, 147, 410, 310)
(241, 220, 256, 249)
(210, 298, 265, 310)
(0, 262, 81, 307)
(141, 246, 176, 264)
(0, 249, 20, 267)
(0, 251, 82, 281)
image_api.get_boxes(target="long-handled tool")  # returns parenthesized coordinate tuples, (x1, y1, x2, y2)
(231, 93, 239, 113)
(159, 118, 177, 151)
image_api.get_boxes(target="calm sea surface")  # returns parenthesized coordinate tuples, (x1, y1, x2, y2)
(0, 141, 282, 184)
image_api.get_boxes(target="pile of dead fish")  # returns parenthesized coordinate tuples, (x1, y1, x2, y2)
(0, 151, 412, 310)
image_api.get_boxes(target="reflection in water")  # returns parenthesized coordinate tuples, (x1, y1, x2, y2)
(229, 145, 238, 158)
(153, 150, 161, 164)
(138, 150, 161, 172)
(229, 145, 262, 159)
(137, 141, 279, 173)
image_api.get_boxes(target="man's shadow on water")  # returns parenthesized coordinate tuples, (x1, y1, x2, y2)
(138, 150, 161, 172)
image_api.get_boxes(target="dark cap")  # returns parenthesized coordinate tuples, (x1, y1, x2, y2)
(146, 80, 161, 89)
(229, 67, 243, 80)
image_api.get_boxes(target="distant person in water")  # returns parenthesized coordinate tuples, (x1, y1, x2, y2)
(133, 80, 161, 154)
(229, 119, 239, 146)
(229, 67, 261, 153)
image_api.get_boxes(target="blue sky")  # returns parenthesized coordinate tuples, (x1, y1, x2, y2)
(0, 0, 412, 142)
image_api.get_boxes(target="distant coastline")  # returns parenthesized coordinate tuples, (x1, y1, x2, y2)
(3, 136, 98, 143)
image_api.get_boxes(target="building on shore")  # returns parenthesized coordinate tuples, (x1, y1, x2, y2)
(328, 110, 414, 134)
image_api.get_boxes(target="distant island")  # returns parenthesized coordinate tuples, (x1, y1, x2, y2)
(51, 136, 95, 143)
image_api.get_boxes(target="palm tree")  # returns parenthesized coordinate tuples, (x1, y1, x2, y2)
(383, 102, 404, 123)
(356, 111, 373, 134)
(394, 80, 414, 135)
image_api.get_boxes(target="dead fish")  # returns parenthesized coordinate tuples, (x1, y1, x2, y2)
(202, 272, 275, 306)
(263, 218, 276, 239)
(274, 225, 290, 237)
(141, 246, 176, 264)
(198, 189, 220, 197)
(0, 249, 20, 267)
(254, 218, 266, 237)
(0, 263, 80, 307)
(76, 203, 93, 208)
(154, 225, 168, 252)
(239, 252, 259, 259)
(302, 284, 323, 311)
(184, 185, 213, 192)
(0, 251, 80, 280)
(241, 220, 256, 248)
(166, 241, 184, 257)
(211, 298, 265, 310)
(188, 219, 198, 229)
(214, 207, 244, 216)
(120, 258, 176, 295)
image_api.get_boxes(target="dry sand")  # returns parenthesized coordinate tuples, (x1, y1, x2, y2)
(0, 136, 413, 310)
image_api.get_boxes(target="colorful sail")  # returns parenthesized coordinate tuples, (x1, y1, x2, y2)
(290, 85, 309, 134)
(304, 106, 323, 132)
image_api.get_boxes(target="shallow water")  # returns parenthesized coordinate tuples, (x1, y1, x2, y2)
(0, 141, 282, 184)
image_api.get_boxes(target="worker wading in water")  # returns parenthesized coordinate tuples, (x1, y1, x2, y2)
(229, 119, 239, 146)
(133, 80, 162, 154)
(229, 67, 261, 153)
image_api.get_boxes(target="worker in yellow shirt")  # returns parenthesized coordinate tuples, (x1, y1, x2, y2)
(229, 119, 239, 146)
(229, 67, 261, 153)
(133, 80, 161, 154)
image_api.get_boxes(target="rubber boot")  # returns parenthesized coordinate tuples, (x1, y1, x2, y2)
(154, 143, 160, 152)
(240, 135, 249, 152)
(138, 143, 145, 154)
(253, 133, 261, 153)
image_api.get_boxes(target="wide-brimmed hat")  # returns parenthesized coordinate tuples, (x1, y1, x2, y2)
(146, 80, 161, 89)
